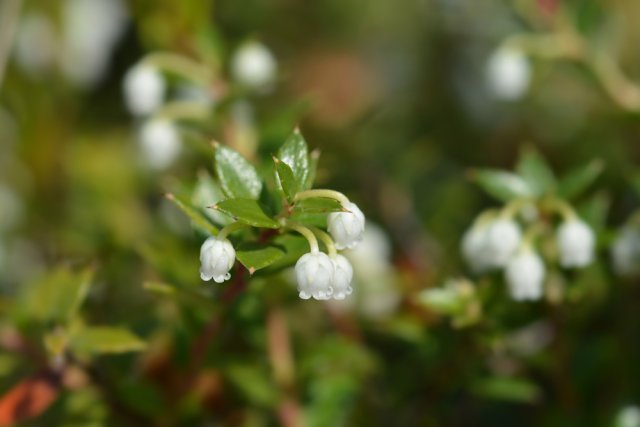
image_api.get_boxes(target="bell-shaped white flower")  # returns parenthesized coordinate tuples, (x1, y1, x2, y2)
(138, 119, 181, 170)
(328, 202, 365, 250)
(461, 224, 492, 272)
(200, 237, 235, 283)
(123, 64, 166, 116)
(231, 41, 277, 89)
(295, 251, 334, 300)
(505, 249, 545, 301)
(486, 47, 531, 101)
(331, 255, 353, 300)
(612, 227, 640, 276)
(485, 218, 522, 267)
(557, 219, 595, 268)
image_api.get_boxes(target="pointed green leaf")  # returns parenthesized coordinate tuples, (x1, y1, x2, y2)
(472, 169, 534, 201)
(166, 193, 218, 236)
(236, 242, 285, 273)
(292, 197, 343, 214)
(214, 144, 262, 199)
(214, 198, 279, 229)
(192, 170, 233, 226)
(305, 149, 320, 190)
(516, 146, 557, 196)
(558, 159, 604, 199)
(278, 129, 309, 193)
(274, 157, 298, 202)
(70, 326, 146, 355)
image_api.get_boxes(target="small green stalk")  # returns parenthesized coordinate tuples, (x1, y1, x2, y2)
(310, 227, 337, 258)
(142, 52, 213, 85)
(294, 189, 350, 207)
(282, 221, 319, 253)
(217, 222, 249, 240)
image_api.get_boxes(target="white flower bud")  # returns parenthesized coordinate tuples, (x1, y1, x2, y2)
(557, 219, 595, 268)
(616, 406, 640, 427)
(231, 41, 277, 89)
(295, 252, 334, 300)
(200, 237, 235, 283)
(486, 47, 531, 101)
(612, 227, 640, 276)
(505, 249, 545, 301)
(123, 64, 166, 116)
(138, 119, 181, 170)
(461, 224, 492, 272)
(328, 202, 365, 250)
(485, 218, 522, 267)
(331, 255, 353, 300)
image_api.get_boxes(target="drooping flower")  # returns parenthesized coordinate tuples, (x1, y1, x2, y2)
(200, 237, 235, 283)
(328, 202, 365, 250)
(611, 227, 640, 276)
(461, 224, 492, 272)
(331, 255, 353, 300)
(295, 251, 334, 300)
(123, 64, 166, 116)
(485, 218, 522, 267)
(231, 41, 277, 89)
(505, 249, 545, 301)
(485, 47, 531, 101)
(138, 119, 181, 170)
(556, 219, 595, 268)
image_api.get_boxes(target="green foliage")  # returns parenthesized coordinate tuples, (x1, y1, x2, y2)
(214, 144, 263, 200)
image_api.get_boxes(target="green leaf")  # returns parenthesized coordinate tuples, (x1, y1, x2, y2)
(166, 193, 218, 236)
(214, 144, 263, 199)
(274, 157, 298, 202)
(558, 159, 604, 199)
(261, 234, 309, 273)
(306, 149, 320, 190)
(70, 326, 146, 355)
(214, 198, 280, 229)
(516, 146, 557, 196)
(292, 197, 343, 214)
(192, 170, 233, 226)
(278, 128, 310, 193)
(20, 267, 93, 325)
(577, 192, 611, 231)
(225, 364, 277, 406)
(472, 169, 534, 201)
(236, 242, 285, 273)
(471, 377, 540, 403)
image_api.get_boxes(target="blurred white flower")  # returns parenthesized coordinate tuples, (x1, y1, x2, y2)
(617, 406, 640, 427)
(331, 255, 353, 300)
(461, 224, 492, 272)
(61, 0, 128, 87)
(138, 119, 181, 170)
(612, 227, 640, 276)
(200, 237, 235, 283)
(328, 202, 365, 250)
(123, 64, 166, 116)
(557, 219, 595, 268)
(231, 41, 277, 89)
(485, 47, 531, 100)
(14, 12, 57, 76)
(295, 251, 334, 300)
(505, 249, 545, 301)
(486, 218, 522, 267)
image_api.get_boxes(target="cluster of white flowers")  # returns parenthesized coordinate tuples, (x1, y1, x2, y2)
(198, 195, 365, 301)
(463, 214, 595, 302)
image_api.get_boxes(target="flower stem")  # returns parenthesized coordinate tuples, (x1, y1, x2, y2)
(283, 221, 319, 253)
(294, 189, 350, 207)
(309, 227, 337, 258)
(142, 52, 213, 85)
(545, 198, 577, 221)
(218, 222, 248, 240)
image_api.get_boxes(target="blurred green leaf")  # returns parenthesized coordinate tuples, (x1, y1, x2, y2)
(214, 144, 262, 199)
(236, 242, 285, 273)
(558, 160, 604, 199)
(214, 198, 279, 228)
(274, 157, 298, 202)
(472, 170, 535, 201)
(20, 267, 93, 325)
(192, 170, 233, 226)
(70, 326, 146, 355)
(306, 149, 320, 190)
(516, 147, 557, 196)
(278, 129, 310, 192)
(471, 377, 540, 403)
(225, 364, 277, 406)
(578, 192, 611, 231)
(166, 193, 218, 236)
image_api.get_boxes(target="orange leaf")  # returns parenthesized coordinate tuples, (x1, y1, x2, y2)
(0, 371, 61, 426)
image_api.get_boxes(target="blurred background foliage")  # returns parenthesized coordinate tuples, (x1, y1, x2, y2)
(2, 0, 640, 425)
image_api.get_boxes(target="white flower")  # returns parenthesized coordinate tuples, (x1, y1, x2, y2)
(486, 47, 531, 100)
(462, 224, 492, 272)
(328, 202, 365, 250)
(485, 218, 522, 267)
(505, 249, 545, 301)
(231, 41, 277, 89)
(617, 406, 640, 427)
(123, 64, 166, 116)
(295, 252, 334, 300)
(200, 237, 235, 283)
(138, 119, 181, 170)
(331, 255, 353, 300)
(612, 227, 640, 276)
(557, 219, 595, 268)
